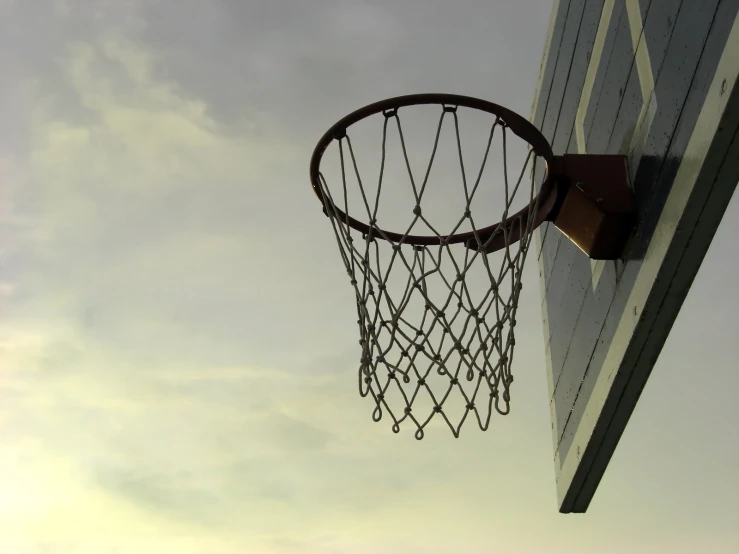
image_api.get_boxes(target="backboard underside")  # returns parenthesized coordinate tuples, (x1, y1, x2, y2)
(532, 0, 739, 512)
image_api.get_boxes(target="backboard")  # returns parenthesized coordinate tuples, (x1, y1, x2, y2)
(533, 0, 739, 512)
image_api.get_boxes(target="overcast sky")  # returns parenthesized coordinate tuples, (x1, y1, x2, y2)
(1, 1, 738, 553)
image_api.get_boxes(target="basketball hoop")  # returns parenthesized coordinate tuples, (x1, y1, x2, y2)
(310, 94, 635, 439)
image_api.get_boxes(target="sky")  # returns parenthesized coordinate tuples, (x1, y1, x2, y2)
(0, 0, 738, 553)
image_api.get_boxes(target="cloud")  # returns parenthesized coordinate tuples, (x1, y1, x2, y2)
(7, 32, 347, 371)
(1, 30, 354, 545)
(28, 35, 296, 223)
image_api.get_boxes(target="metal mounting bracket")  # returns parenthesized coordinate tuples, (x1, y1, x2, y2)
(549, 154, 636, 260)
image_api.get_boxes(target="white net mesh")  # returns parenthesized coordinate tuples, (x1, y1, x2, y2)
(315, 103, 547, 438)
